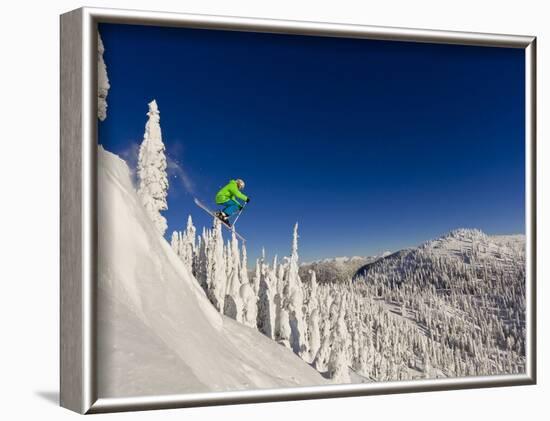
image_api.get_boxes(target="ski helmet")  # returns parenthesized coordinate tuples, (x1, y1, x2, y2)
(236, 179, 245, 190)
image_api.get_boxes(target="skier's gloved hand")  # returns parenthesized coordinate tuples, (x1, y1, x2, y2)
(246, 197, 250, 203)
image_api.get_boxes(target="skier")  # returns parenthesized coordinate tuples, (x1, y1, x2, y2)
(214, 178, 250, 226)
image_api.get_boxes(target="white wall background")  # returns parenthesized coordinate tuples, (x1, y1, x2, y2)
(1, 0, 547, 418)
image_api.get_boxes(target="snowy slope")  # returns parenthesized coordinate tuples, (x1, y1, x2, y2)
(97, 146, 327, 397)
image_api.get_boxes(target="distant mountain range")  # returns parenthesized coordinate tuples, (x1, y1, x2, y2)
(299, 253, 391, 283)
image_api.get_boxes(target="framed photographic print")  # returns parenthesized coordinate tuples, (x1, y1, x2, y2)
(60, 7, 536, 414)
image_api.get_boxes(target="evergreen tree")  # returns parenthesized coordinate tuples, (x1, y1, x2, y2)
(328, 298, 351, 382)
(97, 33, 110, 121)
(224, 233, 244, 322)
(206, 219, 227, 311)
(285, 223, 308, 357)
(306, 270, 321, 363)
(137, 100, 168, 235)
(257, 262, 276, 338)
(240, 281, 258, 329)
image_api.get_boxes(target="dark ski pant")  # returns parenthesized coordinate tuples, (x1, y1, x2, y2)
(219, 199, 242, 217)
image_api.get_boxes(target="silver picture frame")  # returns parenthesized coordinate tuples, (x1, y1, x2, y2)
(60, 7, 537, 414)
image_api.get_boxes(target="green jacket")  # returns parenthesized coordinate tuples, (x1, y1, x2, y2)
(215, 179, 248, 204)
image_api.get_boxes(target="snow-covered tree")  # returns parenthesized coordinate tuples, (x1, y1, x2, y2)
(183, 216, 196, 267)
(206, 219, 227, 312)
(137, 100, 168, 235)
(171, 215, 197, 273)
(314, 293, 336, 372)
(284, 223, 308, 357)
(97, 33, 110, 121)
(171, 231, 181, 254)
(277, 307, 292, 349)
(304, 270, 321, 363)
(252, 258, 261, 297)
(307, 308, 321, 363)
(241, 244, 249, 286)
(224, 233, 244, 322)
(257, 262, 276, 338)
(194, 228, 209, 291)
(328, 298, 351, 383)
(240, 282, 257, 328)
(274, 258, 292, 348)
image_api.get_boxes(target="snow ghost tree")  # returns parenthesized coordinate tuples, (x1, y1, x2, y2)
(277, 307, 292, 349)
(97, 33, 110, 121)
(137, 100, 169, 235)
(224, 233, 244, 322)
(257, 260, 276, 338)
(306, 271, 321, 363)
(194, 228, 209, 291)
(206, 219, 227, 312)
(285, 223, 308, 357)
(307, 308, 321, 364)
(239, 244, 258, 328)
(328, 298, 351, 383)
(314, 293, 336, 372)
(183, 216, 197, 267)
(240, 282, 257, 328)
(240, 244, 249, 286)
(170, 216, 196, 273)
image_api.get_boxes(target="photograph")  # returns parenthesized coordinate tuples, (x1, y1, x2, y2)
(95, 21, 527, 398)
(3, 0, 549, 420)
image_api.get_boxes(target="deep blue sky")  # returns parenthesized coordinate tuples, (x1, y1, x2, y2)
(98, 23, 525, 262)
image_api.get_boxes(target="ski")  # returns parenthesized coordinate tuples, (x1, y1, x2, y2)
(193, 198, 247, 242)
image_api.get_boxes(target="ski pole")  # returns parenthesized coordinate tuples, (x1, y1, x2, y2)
(232, 202, 246, 226)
